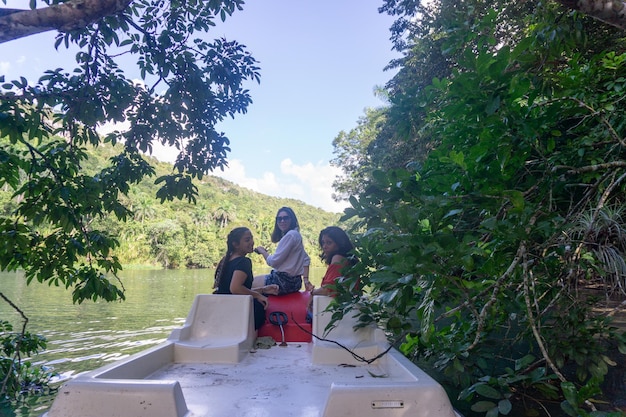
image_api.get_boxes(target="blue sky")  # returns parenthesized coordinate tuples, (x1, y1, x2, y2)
(0, 1, 399, 213)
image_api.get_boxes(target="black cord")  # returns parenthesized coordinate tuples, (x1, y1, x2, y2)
(289, 313, 397, 365)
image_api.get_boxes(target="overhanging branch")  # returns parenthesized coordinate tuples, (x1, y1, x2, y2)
(0, 0, 132, 44)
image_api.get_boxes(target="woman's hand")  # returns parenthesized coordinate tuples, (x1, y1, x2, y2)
(254, 246, 268, 256)
(307, 288, 315, 311)
(255, 293, 269, 309)
(304, 280, 314, 291)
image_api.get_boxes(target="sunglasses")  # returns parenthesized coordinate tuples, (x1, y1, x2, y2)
(276, 215, 291, 222)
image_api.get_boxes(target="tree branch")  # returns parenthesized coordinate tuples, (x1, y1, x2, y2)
(553, 161, 626, 175)
(437, 247, 522, 324)
(0, 291, 29, 396)
(520, 242, 567, 382)
(0, 0, 133, 44)
(554, 0, 626, 31)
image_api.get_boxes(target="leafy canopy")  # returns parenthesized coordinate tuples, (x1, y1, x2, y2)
(0, 0, 260, 303)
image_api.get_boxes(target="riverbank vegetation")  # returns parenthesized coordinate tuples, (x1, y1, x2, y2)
(330, 1, 626, 416)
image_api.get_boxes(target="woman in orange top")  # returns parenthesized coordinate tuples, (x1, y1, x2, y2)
(306, 226, 355, 321)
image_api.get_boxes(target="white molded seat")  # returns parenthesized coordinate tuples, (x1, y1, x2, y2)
(311, 296, 386, 365)
(171, 294, 255, 363)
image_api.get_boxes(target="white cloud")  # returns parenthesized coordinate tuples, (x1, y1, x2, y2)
(93, 125, 348, 213)
(0, 61, 10, 75)
(214, 158, 349, 214)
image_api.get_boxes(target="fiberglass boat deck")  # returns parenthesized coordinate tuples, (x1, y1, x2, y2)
(43, 293, 459, 417)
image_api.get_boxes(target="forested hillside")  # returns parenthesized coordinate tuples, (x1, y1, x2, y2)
(0, 140, 341, 270)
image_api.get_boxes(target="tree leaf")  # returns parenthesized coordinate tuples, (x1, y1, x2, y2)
(475, 383, 502, 400)
(471, 401, 497, 412)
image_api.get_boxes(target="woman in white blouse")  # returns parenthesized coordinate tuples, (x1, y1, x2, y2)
(253, 206, 313, 294)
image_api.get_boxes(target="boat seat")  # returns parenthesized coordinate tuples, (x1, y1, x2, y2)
(171, 294, 255, 363)
(312, 295, 385, 365)
(258, 291, 312, 342)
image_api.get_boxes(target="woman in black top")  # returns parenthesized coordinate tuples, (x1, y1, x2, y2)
(214, 227, 276, 330)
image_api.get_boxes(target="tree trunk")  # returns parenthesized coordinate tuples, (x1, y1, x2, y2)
(0, 0, 132, 44)
(554, 0, 626, 30)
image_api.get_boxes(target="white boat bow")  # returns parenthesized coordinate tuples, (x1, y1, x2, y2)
(43, 294, 460, 417)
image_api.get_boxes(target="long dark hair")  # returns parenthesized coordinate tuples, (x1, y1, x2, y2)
(319, 226, 354, 265)
(270, 206, 300, 243)
(214, 227, 251, 290)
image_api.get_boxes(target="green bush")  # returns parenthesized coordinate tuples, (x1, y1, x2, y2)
(0, 320, 55, 407)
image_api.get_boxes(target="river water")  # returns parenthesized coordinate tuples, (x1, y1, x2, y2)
(0, 267, 322, 417)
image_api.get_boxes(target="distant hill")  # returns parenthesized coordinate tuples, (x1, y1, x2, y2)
(0, 140, 344, 269)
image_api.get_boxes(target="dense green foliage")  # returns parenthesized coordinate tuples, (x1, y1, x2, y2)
(332, 1, 626, 416)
